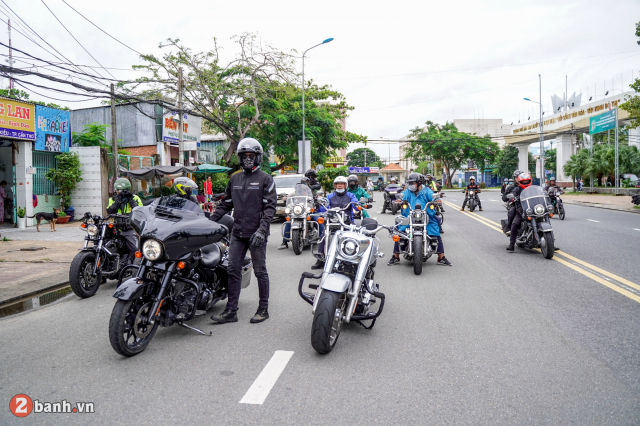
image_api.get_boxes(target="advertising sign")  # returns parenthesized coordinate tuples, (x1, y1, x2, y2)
(0, 98, 35, 141)
(35, 105, 70, 152)
(162, 111, 201, 148)
(349, 167, 369, 173)
(589, 109, 617, 135)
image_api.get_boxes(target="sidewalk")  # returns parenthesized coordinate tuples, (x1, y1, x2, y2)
(561, 193, 640, 214)
(0, 224, 84, 307)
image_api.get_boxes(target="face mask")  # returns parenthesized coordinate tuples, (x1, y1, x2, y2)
(242, 156, 254, 169)
(408, 184, 417, 192)
(335, 188, 345, 194)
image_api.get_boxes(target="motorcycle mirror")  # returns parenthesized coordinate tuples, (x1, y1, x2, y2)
(318, 197, 329, 207)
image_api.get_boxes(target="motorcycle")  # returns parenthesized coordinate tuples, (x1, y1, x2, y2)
(108, 196, 252, 357)
(462, 188, 481, 212)
(69, 212, 141, 298)
(391, 200, 441, 275)
(500, 186, 556, 259)
(433, 194, 445, 226)
(282, 184, 321, 255)
(547, 187, 566, 220)
(299, 199, 390, 354)
(382, 185, 403, 214)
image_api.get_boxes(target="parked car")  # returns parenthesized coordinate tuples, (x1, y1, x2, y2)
(621, 173, 638, 186)
(274, 174, 306, 219)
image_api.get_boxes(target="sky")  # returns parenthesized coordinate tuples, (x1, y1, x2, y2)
(2, 0, 640, 163)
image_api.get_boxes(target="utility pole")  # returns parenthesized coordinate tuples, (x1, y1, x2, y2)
(7, 18, 13, 89)
(111, 83, 118, 178)
(178, 68, 184, 166)
(615, 107, 619, 195)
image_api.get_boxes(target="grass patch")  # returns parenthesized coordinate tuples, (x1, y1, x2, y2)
(1, 236, 11, 241)
(634, 205, 640, 209)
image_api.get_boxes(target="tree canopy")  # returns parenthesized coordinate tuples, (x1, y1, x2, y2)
(492, 145, 536, 179)
(346, 147, 383, 168)
(564, 143, 640, 185)
(620, 21, 640, 128)
(402, 121, 499, 188)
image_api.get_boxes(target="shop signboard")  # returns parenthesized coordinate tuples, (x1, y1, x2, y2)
(0, 98, 35, 141)
(589, 109, 617, 135)
(162, 111, 201, 149)
(35, 105, 70, 152)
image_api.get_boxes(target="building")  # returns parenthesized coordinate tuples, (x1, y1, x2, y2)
(379, 163, 408, 183)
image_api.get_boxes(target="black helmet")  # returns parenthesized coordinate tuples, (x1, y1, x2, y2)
(407, 173, 423, 186)
(304, 168, 317, 179)
(347, 174, 359, 188)
(237, 138, 263, 171)
(173, 177, 198, 199)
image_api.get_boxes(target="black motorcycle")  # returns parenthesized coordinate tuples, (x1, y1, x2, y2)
(462, 188, 481, 212)
(108, 196, 252, 357)
(547, 187, 566, 220)
(69, 212, 140, 298)
(501, 186, 556, 259)
(382, 185, 403, 214)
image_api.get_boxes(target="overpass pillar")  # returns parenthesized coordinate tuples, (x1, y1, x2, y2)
(516, 143, 529, 173)
(555, 134, 574, 185)
(630, 127, 640, 149)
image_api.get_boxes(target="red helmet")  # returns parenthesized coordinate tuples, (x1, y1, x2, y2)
(518, 173, 532, 188)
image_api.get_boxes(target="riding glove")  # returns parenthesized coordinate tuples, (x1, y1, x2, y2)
(250, 230, 266, 248)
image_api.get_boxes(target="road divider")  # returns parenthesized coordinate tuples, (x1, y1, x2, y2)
(442, 199, 640, 305)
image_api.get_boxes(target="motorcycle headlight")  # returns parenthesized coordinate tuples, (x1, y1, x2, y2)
(142, 239, 163, 261)
(285, 207, 290, 214)
(526, 208, 533, 215)
(293, 205, 303, 215)
(87, 224, 98, 236)
(329, 215, 339, 223)
(534, 204, 545, 215)
(341, 238, 359, 257)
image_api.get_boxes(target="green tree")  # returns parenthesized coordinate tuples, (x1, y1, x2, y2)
(346, 147, 383, 168)
(402, 121, 498, 188)
(620, 21, 640, 127)
(545, 148, 557, 177)
(317, 166, 349, 193)
(492, 145, 536, 179)
(71, 122, 129, 154)
(415, 160, 431, 174)
(45, 152, 83, 209)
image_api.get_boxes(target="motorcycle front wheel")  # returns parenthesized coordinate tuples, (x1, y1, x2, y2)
(311, 291, 345, 354)
(109, 297, 158, 357)
(413, 236, 423, 275)
(469, 199, 476, 212)
(292, 229, 304, 255)
(69, 251, 102, 298)
(559, 205, 565, 220)
(540, 232, 555, 259)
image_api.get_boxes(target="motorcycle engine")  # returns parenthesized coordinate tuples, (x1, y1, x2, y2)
(174, 288, 198, 317)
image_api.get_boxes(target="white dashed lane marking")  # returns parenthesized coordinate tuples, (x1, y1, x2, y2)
(587, 219, 601, 223)
(240, 350, 294, 405)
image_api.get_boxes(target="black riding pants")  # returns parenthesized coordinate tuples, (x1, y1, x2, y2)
(120, 229, 138, 262)
(506, 206, 516, 228)
(509, 214, 523, 246)
(226, 235, 269, 311)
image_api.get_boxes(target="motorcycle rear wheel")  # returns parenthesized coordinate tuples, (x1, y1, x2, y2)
(109, 298, 158, 357)
(311, 291, 345, 354)
(391, 203, 399, 215)
(540, 232, 555, 259)
(292, 229, 303, 255)
(413, 236, 423, 275)
(69, 251, 102, 298)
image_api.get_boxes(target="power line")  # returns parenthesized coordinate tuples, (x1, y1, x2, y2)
(13, 80, 100, 102)
(38, 0, 115, 80)
(60, 0, 143, 56)
(0, 54, 149, 72)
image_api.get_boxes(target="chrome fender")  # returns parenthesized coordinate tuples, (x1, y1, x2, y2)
(320, 273, 351, 293)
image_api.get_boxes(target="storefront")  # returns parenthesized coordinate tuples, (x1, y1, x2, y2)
(0, 98, 35, 227)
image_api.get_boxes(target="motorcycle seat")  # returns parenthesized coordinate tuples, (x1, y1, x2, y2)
(216, 214, 234, 236)
(361, 217, 378, 230)
(200, 243, 222, 268)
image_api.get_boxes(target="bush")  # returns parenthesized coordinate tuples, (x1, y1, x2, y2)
(45, 152, 83, 209)
(57, 211, 67, 217)
(317, 166, 349, 193)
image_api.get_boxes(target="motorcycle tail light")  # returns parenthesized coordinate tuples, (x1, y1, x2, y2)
(134, 251, 142, 258)
(392, 235, 400, 242)
(177, 261, 186, 269)
(317, 217, 324, 224)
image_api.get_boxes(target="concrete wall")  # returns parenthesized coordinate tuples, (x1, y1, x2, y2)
(15, 141, 34, 226)
(69, 147, 107, 218)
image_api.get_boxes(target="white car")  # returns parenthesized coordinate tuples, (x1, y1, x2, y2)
(273, 174, 305, 218)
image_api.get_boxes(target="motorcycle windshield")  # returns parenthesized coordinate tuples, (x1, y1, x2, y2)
(520, 186, 551, 212)
(293, 184, 313, 197)
(131, 196, 227, 260)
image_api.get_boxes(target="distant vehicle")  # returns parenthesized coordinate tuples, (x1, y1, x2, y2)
(274, 174, 305, 219)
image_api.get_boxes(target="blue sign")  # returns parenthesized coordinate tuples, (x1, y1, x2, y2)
(35, 105, 70, 152)
(349, 167, 370, 173)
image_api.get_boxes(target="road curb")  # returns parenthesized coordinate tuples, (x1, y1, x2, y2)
(0, 281, 71, 308)
(562, 200, 640, 214)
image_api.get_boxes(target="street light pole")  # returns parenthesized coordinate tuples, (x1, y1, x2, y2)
(523, 74, 545, 187)
(301, 38, 333, 171)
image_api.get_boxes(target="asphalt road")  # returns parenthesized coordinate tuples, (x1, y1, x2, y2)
(1, 190, 639, 425)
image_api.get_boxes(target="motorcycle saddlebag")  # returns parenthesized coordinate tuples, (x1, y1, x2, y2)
(241, 256, 253, 289)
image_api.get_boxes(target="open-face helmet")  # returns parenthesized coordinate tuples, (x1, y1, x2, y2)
(390, 177, 398, 183)
(518, 172, 532, 189)
(548, 176, 556, 183)
(174, 177, 198, 199)
(300, 177, 310, 185)
(236, 138, 263, 171)
(469, 176, 476, 182)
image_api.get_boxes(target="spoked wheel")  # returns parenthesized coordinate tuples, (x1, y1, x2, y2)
(292, 229, 303, 255)
(558, 205, 565, 220)
(69, 251, 102, 298)
(540, 232, 555, 259)
(311, 291, 345, 354)
(109, 298, 158, 357)
(413, 236, 423, 275)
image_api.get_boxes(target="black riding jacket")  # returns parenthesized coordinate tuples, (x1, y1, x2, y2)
(308, 177, 322, 192)
(503, 186, 524, 214)
(210, 167, 277, 238)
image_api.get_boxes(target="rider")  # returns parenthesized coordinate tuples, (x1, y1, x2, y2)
(501, 178, 509, 195)
(424, 173, 444, 213)
(506, 172, 532, 252)
(106, 177, 143, 264)
(387, 173, 450, 265)
(460, 176, 483, 211)
(304, 168, 322, 193)
(347, 175, 370, 219)
(544, 176, 560, 193)
(173, 177, 199, 204)
(311, 176, 359, 270)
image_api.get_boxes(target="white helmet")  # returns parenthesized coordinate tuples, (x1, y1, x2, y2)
(333, 176, 348, 185)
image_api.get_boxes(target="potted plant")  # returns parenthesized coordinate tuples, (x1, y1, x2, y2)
(16, 206, 26, 229)
(56, 210, 69, 224)
(46, 152, 83, 217)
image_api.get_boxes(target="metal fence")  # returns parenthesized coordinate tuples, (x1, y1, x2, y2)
(32, 151, 58, 195)
(107, 154, 155, 179)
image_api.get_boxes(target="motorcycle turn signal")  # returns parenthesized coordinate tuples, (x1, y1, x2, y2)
(392, 235, 400, 242)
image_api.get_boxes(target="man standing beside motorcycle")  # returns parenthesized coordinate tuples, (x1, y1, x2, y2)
(505, 172, 531, 252)
(209, 138, 277, 324)
(311, 176, 359, 270)
(460, 176, 483, 211)
(347, 175, 370, 219)
(106, 177, 143, 264)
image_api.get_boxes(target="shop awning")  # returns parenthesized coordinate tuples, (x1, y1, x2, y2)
(124, 165, 198, 180)
(193, 164, 232, 173)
